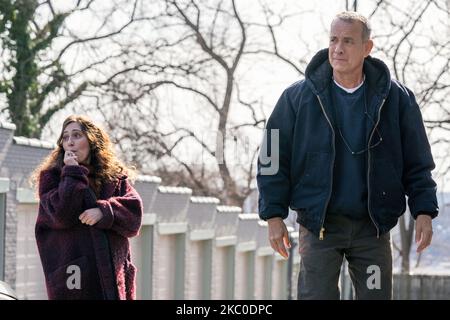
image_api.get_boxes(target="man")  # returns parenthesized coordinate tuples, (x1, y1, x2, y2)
(257, 11, 438, 300)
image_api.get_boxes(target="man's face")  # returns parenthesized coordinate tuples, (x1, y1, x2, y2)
(328, 19, 373, 76)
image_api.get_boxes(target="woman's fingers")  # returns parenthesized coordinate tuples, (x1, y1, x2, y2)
(79, 212, 90, 224)
(64, 151, 78, 165)
(79, 210, 100, 225)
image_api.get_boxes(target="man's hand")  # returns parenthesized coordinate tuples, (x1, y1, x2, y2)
(415, 214, 433, 253)
(267, 217, 291, 259)
(79, 208, 103, 226)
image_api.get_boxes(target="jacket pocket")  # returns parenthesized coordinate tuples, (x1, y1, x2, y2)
(372, 158, 406, 216)
(47, 256, 91, 300)
(298, 152, 331, 188)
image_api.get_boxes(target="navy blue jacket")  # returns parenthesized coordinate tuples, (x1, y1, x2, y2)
(257, 48, 438, 238)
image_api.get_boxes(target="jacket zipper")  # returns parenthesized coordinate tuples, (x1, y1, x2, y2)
(316, 95, 335, 240)
(367, 98, 386, 239)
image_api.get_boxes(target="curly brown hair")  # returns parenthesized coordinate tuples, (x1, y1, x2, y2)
(31, 115, 136, 196)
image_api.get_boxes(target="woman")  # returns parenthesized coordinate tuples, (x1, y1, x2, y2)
(32, 115, 143, 300)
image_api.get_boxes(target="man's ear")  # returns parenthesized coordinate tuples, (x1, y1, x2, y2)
(364, 39, 374, 57)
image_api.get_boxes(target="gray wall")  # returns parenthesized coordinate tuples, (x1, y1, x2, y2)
(0, 125, 52, 287)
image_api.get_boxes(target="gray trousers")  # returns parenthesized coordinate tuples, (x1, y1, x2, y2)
(297, 214, 392, 300)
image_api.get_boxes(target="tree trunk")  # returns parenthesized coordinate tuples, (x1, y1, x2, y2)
(398, 214, 415, 299)
(6, 0, 40, 137)
(399, 214, 415, 274)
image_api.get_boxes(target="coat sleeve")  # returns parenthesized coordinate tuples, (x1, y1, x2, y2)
(94, 179, 143, 238)
(257, 85, 298, 221)
(400, 86, 439, 219)
(37, 165, 90, 229)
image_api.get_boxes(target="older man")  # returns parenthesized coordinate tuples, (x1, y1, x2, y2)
(257, 11, 438, 299)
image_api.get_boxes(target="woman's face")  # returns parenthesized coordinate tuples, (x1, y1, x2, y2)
(62, 122, 90, 165)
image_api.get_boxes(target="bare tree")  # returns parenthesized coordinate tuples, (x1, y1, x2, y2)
(93, 0, 307, 206)
(0, 0, 144, 137)
(93, 0, 448, 272)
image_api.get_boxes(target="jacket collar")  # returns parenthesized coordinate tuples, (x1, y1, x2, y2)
(305, 48, 391, 99)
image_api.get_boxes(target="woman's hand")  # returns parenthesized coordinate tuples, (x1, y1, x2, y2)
(64, 151, 79, 166)
(79, 208, 103, 226)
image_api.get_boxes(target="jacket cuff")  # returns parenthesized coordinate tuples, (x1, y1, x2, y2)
(409, 193, 439, 220)
(414, 211, 438, 220)
(95, 200, 114, 229)
(61, 165, 89, 178)
(259, 208, 288, 221)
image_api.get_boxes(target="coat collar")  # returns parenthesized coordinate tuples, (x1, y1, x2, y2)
(305, 48, 391, 99)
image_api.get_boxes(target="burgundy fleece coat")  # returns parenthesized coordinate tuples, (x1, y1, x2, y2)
(35, 165, 143, 300)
